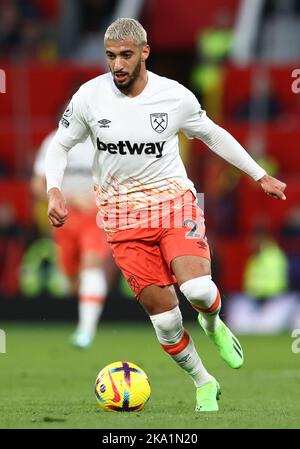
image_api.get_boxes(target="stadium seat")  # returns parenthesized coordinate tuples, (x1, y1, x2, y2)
(214, 237, 251, 293)
(32, 0, 59, 19)
(144, 0, 239, 50)
(0, 65, 14, 117)
(0, 180, 33, 224)
(237, 175, 300, 234)
(0, 238, 25, 296)
(27, 64, 102, 117)
(223, 66, 300, 117)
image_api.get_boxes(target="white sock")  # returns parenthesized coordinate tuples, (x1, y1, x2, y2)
(77, 301, 104, 338)
(150, 306, 213, 387)
(77, 268, 107, 338)
(200, 313, 221, 332)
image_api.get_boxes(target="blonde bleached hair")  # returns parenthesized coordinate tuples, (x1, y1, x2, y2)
(104, 18, 147, 46)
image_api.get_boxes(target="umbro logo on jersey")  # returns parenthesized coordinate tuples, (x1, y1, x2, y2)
(98, 119, 111, 128)
(197, 241, 207, 250)
(150, 113, 168, 133)
(96, 139, 165, 158)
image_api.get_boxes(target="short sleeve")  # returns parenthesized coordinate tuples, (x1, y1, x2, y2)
(55, 88, 90, 149)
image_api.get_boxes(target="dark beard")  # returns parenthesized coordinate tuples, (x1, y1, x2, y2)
(113, 60, 141, 93)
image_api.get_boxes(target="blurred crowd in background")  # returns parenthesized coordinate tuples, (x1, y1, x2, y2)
(0, 0, 300, 333)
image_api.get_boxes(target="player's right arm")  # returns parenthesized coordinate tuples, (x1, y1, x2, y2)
(45, 90, 90, 227)
(31, 131, 55, 201)
(46, 136, 69, 227)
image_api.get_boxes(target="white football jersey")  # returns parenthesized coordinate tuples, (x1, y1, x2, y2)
(52, 70, 265, 230)
(54, 71, 212, 229)
(34, 131, 95, 200)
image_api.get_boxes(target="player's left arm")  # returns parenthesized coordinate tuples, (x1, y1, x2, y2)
(197, 123, 287, 201)
(179, 89, 287, 200)
(257, 174, 286, 200)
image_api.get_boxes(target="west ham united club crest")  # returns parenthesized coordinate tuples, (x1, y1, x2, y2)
(150, 113, 168, 133)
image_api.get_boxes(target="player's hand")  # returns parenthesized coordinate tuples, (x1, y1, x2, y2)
(258, 174, 287, 200)
(47, 188, 68, 227)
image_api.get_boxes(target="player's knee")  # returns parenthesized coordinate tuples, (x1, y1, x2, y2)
(179, 275, 217, 304)
(81, 253, 104, 269)
(149, 305, 183, 345)
(139, 285, 179, 316)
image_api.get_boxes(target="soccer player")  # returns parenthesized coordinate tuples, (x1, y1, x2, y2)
(45, 18, 287, 411)
(32, 131, 110, 349)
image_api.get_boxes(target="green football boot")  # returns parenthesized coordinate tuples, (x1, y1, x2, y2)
(195, 378, 221, 412)
(198, 315, 244, 369)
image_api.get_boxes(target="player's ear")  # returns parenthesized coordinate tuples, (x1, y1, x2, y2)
(141, 44, 150, 62)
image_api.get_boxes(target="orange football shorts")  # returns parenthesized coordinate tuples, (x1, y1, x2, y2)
(107, 191, 210, 299)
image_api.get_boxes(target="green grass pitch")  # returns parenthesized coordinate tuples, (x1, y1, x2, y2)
(0, 322, 299, 429)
